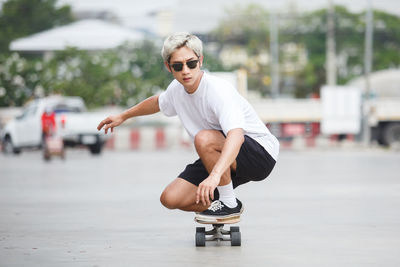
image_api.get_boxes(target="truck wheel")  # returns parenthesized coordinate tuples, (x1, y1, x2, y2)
(382, 123, 400, 146)
(88, 142, 102, 155)
(2, 136, 21, 155)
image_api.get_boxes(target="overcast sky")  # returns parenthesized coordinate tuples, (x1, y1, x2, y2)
(2, 0, 400, 34)
(62, 0, 400, 32)
(55, 0, 400, 17)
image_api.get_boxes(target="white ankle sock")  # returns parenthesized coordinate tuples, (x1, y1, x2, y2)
(217, 181, 237, 208)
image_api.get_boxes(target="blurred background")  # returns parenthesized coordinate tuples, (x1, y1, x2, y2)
(1, 0, 400, 155)
(1, 2, 400, 265)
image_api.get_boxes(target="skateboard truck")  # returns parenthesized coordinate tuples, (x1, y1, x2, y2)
(195, 217, 241, 246)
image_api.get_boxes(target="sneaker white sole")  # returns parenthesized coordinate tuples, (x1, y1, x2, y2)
(195, 212, 241, 221)
(195, 206, 244, 222)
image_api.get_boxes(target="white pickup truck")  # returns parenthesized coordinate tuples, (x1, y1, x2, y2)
(1, 96, 109, 155)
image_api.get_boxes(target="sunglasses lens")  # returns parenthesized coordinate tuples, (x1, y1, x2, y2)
(170, 59, 199, 72)
(172, 63, 183, 71)
(187, 60, 198, 69)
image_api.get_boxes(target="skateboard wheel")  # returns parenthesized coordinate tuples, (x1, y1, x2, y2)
(195, 232, 206, 247)
(230, 226, 240, 232)
(196, 227, 205, 233)
(230, 231, 241, 246)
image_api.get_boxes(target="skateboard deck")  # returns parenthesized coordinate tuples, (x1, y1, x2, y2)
(194, 216, 240, 224)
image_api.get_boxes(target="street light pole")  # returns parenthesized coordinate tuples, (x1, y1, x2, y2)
(270, 12, 279, 98)
(326, 0, 337, 86)
(363, 0, 373, 146)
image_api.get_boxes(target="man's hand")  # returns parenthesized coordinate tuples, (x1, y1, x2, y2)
(97, 114, 124, 134)
(196, 174, 221, 206)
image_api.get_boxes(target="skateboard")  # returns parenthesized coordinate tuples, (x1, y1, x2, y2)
(194, 216, 241, 247)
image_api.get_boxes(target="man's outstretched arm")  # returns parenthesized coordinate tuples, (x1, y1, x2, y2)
(97, 95, 160, 134)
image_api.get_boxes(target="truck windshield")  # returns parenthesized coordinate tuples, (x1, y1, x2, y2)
(18, 103, 38, 119)
(53, 104, 84, 113)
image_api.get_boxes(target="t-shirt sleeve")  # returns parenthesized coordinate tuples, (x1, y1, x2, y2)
(158, 84, 177, 117)
(210, 87, 245, 134)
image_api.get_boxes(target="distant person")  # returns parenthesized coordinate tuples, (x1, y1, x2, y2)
(97, 33, 279, 222)
(41, 107, 56, 139)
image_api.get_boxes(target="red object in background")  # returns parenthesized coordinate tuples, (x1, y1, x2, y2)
(155, 128, 165, 149)
(41, 112, 56, 135)
(105, 135, 115, 150)
(309, 122, 320, 137)
(282, 123, 305, 137)
(60, 114, 66, 128)
(130, 129, 140, 149)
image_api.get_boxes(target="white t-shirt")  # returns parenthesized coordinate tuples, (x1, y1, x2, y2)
(158, 72, 279, 160)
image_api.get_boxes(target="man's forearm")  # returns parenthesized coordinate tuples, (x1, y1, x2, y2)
(121, 95, 160, 121)
(210, 128, 244, 179)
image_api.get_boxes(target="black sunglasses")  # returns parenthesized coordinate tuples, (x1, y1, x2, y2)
(169, 59, 199, 72)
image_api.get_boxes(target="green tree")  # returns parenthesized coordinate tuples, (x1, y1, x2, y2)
(0, 0, 73, 52)
(373, 10, 400, 70)
(211, 4, 400, 98)
(0, 40, 174, 108)
(0, 52, 38, 106)
(39, 41, 172, 108)
(212, 4, 270, 53)
(211, 4, 271, 95)
(285, 6, 365, 97)
(0, 38, 228, 108)
(288, 6, 400, 97)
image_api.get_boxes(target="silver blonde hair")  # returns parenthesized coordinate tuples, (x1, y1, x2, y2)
(161, 32, 203, 63)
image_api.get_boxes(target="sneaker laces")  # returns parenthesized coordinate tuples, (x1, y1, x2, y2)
(208, 200, 224, 211)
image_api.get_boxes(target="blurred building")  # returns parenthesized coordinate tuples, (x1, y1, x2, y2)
(9, 19, 145, 53)
(73, 10, 120, 24)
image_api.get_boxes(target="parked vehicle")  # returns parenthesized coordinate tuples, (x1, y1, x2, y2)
(218, 70, 400, 147)
(251, 96, 400, 146)
(1, 96, 109, 155)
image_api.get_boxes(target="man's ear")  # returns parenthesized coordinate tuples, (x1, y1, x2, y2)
(164, 62, 172, 73)
(199, 56, 204, 68)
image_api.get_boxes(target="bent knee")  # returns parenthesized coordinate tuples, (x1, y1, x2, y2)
(160, 189, 180, 209)
(194, 130, 222, 150)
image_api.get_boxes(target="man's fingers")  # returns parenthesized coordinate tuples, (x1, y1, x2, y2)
(97, 121, 105, 131)
(201, 187, 207, 206)
(205, 192, 210, 206)
(203, 188, 208, 206)
(196, 185, 205, 205)
(97, 118, 111, 131)
(98, 115, 123, 133)
(208, 188, 213, 206)
(197, 182, 216, 206)
(197, 184, 205, 205)
(102, 120, 117, 135)
(196, 188, 200, 204)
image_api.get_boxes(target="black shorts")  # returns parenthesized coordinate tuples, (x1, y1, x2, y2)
(178, 135, 276, 198)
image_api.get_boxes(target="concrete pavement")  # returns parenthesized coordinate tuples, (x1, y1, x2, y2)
(0, 148, 399, 266)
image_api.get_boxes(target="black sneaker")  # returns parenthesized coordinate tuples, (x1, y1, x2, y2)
(195, 199, 244, 222)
